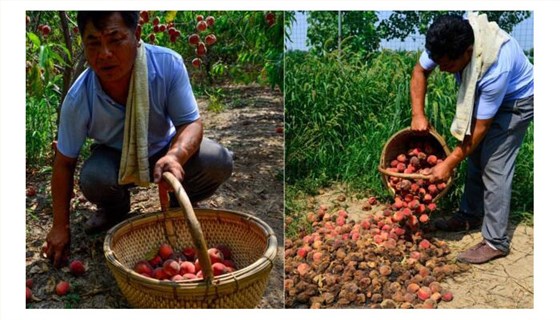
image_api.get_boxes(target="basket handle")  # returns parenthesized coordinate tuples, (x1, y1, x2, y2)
(162, 172, 214, 284)
(377, 165, 431, 180)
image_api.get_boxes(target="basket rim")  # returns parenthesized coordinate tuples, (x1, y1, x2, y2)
(378, 126, 453, 202)
(103, 208, 278, 290)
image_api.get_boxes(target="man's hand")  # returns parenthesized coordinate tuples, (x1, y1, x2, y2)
(153, 154, 185, 187)
(411, 114, 430, 132)
(45, 225, 70, 268)
(427, 160, 454, 183)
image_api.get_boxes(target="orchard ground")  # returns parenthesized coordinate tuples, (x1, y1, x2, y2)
(296, 185, 533, 309)
(25, 84, 284, 308)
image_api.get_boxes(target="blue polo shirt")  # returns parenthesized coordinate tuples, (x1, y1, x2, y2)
(419, 36, 533, 119)
(57, 44, 199, 158)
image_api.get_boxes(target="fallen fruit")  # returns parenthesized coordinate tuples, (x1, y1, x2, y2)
(69, 260, 86, 276)
(55, 281, 70, 296)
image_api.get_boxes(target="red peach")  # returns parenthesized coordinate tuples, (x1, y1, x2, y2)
(419, 214, 430, 223)
(205, 16, 215, 27)
(134, 260, 153, 277)
(423, 194, 433, 203)
(69, 260, 86, 276)
(427, 155, 438, 166)
(427, 184, 438, 195)
(159, 243, 174, 260)
(441, 291, 454, 302)
(427, 203, 437, 211)
(182, 247, 197, 261)
(26, 286, 32, 302)
(437, 182, 447, 190)
(212, 262, 229, 276)
(179, 261, 196, 275)
(223, 259, 237, 271)
(148, 255, 162, 267)
(26, 279, 33, 288)
(182, 273, 197, 280)
(417, 286, 432, 301)
(419, 239, 431, 249)
(163, 259, 180, 276)
(207, 248, 224, 264)
(170, 274, 183, 281)
(397, 154, 407, 162)
(153, 267, 167, 280)
(367, 196, 377, 205)
(196, 20, 207, 32)
(55, 281, 70, 296)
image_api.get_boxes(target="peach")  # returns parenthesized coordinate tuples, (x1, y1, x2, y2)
(427, 184, 438, 195)
(297, 263, 310, 276)
(68, 260, 85, 276)
(390, 159, 399, 168)
(417, 286, 432, 301)
(171, 274, 183, 281)
(423, 194, 433, 203)
(134, 260, 153, 277)
(179, 261, 196, 275)
(401, 208, 412, 217)
(182, 247, 197, 261)
(437, 182, 447, 190)
(379, 265, 392, 276)
(407, 283, 420, 294)
(396, 162, 406, 172)
(55, 281, 70, 296)
(26, 279, 33, 288)
(163, 259, 180, 276)
(419, 214, 429, 223)
(182, 273, 197, 280)
(367, 196, 377, 205)
(212, 262, 229, 276)
(419, 239, 431, 250)
(427, 203, 437, 211)
(153, 267, 167, 280)
(159, 243, 174, 260)
(397, 154, 407, 162)
(441, 290, 454, 302)
(26, 287, 32, 302)
(427, 155, 438, 166)
(207, 248, 224, 264)
(148, 255, 162, 267)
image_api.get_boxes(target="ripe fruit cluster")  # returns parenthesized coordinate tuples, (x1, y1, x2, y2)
(133, 243, 236, 281)
(385, 140, 448, 231)
(189, 14, 217, 69)
(139, 11, 182, 44)
(265, 12, 276, 27)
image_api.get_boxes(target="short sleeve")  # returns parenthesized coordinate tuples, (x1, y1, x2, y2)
(166, 56, 200, 127)
(56, 93, 89, 158)
(419, 51, 437, 71)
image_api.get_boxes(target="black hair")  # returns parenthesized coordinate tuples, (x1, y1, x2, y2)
(77, 11, 139, 36)
(425, 14, 475, 61)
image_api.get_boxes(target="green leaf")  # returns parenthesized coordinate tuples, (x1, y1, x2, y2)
(27, 32, 41, 48)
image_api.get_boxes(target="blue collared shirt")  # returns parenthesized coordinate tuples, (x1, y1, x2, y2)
(57, 43, 199, 158)
(419, 37, 533, 120)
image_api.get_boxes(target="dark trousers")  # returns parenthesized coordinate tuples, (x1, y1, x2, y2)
(460, 95, 533, 252)
(79, 138, 233, 216)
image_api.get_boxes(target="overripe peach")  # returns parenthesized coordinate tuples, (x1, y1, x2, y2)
(441, 290, 454, 302)
(69, 260, 86, 276)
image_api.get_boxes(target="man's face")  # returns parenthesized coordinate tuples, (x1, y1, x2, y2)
(82, 13, 139, 87)
(435, 46, 473, 74)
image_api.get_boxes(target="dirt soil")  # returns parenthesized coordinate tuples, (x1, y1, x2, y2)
(303, 185, 533, 309)
(25, 84, 284, 309)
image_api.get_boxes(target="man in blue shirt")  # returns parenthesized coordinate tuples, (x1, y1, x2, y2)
(45, 11, 233, 267)
(410, 14, 533, 264)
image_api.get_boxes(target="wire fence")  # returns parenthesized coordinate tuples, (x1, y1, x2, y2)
(287, 11, 534, 52)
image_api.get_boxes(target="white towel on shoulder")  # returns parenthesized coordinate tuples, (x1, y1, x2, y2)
(451, 12, 509, 141)
(118, 41, 150, 187)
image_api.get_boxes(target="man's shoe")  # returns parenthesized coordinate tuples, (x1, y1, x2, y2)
(84, 209, 126, 235)
(434, 212, 482, 232)
(457, 241, 507, 264)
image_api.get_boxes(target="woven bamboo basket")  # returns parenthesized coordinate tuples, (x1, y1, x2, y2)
(103, 172, 277, 308)
(378, 127, 453, 202)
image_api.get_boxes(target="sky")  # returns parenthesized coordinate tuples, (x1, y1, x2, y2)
(287, 11, 534, 52)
